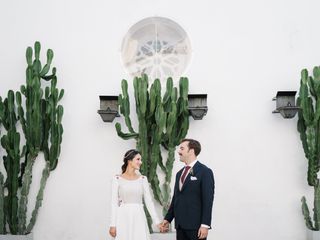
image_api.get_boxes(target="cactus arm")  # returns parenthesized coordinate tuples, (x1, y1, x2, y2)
(39, 49, 54, 77)
(139, 74, 148, 115)
(148, 79, 161, 118)
(313, 66, 320, 99)
(119, 80, 136, 134)
(150, 176, 163, 205)
(297, 97, 309, 159)
(313, 100, 320, 125)
(162, 147, 175, 216)
(162, 181, 171, 216)
(16, 91, 27, 136)
(26, 161, 50, 233)
(156, 150, 166, 173)
(165, 147, 175, 184)
(134, 76, 149, 176)
(300, 70, 314, 126)
(115, 123, 139, 140)
(308, 75, 317, 98)
(47, 76, 64, 170)
(301, 196, 315, 230)
(17, 154, 35, 234)
(162, 77, 173, 112)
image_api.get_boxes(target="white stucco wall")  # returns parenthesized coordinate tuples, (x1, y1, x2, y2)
(0, 0, 320, 239)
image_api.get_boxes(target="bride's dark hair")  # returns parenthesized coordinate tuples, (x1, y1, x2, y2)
(121, 149, 141, 173)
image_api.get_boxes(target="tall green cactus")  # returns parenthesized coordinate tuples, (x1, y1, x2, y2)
(297, 67, 320, 231)
(0, 90, 24, 234)
(0, 41, 64, 234)
(115, 74, 189, 227)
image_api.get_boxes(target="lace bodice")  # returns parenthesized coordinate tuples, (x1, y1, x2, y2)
(110, 175, 160, 227)
(118, 176, 144, 204)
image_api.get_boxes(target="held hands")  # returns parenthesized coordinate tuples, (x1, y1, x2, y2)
(109, 227, 116, 238)
(157, 220, 169, 233)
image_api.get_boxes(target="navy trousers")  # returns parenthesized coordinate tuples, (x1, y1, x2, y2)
(176, 228, 207, 240)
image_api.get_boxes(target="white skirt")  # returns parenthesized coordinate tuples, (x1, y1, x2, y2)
(115, 203, 150, 240)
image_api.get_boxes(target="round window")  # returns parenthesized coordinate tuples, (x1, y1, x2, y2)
(121, 17, 192, 82)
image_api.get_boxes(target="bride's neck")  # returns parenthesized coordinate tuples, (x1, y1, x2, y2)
(124, 167, 136, 176)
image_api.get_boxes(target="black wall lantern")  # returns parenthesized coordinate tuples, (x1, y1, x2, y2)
(188, 94, 208, 120)
(272, 91, 299, 119)
(97, 96, 119, 122)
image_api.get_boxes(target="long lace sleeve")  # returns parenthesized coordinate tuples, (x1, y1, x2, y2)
(110, 176, 119, 227)
(142, 176, 161, 225)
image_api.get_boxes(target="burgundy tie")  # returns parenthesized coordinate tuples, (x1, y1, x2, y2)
(180, 166, 191, 184)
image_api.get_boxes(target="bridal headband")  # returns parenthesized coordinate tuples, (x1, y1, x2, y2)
(124, 149, 139, 159)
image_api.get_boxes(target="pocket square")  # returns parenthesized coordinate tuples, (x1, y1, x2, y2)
(190, 176, 197, 181)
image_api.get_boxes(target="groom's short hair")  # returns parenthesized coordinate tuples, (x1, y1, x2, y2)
(181, 138, 201, 156)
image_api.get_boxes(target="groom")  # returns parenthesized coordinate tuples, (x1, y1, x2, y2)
(161, 138, 215, 240)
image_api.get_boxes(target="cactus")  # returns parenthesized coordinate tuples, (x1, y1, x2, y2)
(0, 41, 64, 234)
(0, 90, 23, 234)
(115, 74, 189, 230)
(297, 67, 320, 231)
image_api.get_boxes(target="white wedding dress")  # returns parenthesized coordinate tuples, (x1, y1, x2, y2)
(110, 175, 160, 240)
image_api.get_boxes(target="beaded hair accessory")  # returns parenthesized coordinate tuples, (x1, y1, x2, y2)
(124, 149, 138, 159)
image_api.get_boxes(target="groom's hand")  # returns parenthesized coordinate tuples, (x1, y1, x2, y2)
(109, 227, 116, 237)
(198, 227, 208, 239)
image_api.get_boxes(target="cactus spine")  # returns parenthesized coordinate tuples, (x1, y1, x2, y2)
(0, 41, 64, 234)
(115, 74, 189, 229)
(297, 67, 320, 231)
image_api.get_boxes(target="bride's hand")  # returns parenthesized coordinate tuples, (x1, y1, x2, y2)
(157, 223, 164, 233)
(109, 227, 116, 237)
(158, 221, 169, 233)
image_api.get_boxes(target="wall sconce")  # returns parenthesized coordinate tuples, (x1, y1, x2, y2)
(188, 94, 208, 120)
(97, 96, 120, 122)
(272, 91, 299, 119)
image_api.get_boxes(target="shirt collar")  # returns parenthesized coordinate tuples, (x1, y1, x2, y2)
(186, 159, 198, 168)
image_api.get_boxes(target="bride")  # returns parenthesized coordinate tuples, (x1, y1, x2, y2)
(109, 149, 162, 240)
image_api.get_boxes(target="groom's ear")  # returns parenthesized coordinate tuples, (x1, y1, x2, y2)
(189, 148, 195, 155)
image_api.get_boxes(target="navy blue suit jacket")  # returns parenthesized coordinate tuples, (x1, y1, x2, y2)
(165, 161, 215, 230)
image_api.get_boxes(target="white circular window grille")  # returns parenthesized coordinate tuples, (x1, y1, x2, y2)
(121, 17, 192, 82)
